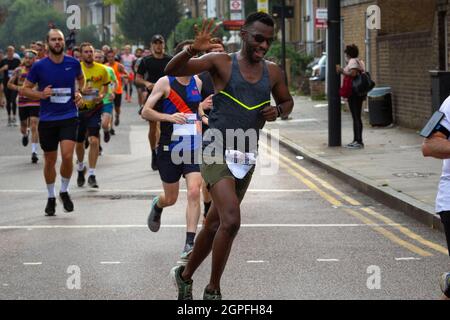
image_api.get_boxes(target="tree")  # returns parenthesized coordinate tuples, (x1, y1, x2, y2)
(167, 17, 227, 53)
(0, 0, 67, 48)
(117, 0, 181, 45)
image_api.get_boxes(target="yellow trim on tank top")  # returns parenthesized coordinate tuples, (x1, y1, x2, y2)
(219, 91, 271, 111)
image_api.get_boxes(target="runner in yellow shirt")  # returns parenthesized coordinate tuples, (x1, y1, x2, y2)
(76, 43, 110, 189)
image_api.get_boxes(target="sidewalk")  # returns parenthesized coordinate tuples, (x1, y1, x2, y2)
(264, 96, 444, 230)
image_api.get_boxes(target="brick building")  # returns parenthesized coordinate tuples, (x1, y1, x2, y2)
(342, 0, 448, 129)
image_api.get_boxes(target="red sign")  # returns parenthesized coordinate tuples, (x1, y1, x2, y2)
(223, 20, 245, 31)
(315, 19, 327, 29)
(230, 0, 242, 11)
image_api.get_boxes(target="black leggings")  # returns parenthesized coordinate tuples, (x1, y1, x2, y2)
(348, 95, 365, 144)
(4, 88, 17, 116)
(439, 212, 450, 257)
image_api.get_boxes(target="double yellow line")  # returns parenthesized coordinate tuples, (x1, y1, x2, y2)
(260, 143, 448, 257)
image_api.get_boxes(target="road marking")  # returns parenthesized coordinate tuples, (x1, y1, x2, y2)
(317, 259, 340, 262)
(395, 257, 421, 261)
(314, 104, 328, 108)
(247, 260, 266, 264)
(0, 223, 404, 230)
(262, 143, 445, 255)
(0, 189, 311, 194)
(261, 144, 434, 257)
(100, 261, 121, 265)
(360, 207, 449, 255)
(275, 119, 319, 125)
(23, 262, 42, 266)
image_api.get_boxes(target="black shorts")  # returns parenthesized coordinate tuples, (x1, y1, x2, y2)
(76, 108, 102, 143)
(156, 145, 201, 184)
(38, 118, 78, 152)
(19, 106, 40, 122)
(114, 94, 122, 109)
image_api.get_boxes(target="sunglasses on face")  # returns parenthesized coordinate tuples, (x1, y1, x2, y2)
(248, 32, 274, 45)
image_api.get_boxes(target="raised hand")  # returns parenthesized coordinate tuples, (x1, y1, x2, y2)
(192, 19, 223, 53)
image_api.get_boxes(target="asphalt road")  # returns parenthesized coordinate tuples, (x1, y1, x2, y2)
(0, 99, 448, 300)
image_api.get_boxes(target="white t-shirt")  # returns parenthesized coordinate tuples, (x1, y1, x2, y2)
(436, 95, 450, 212)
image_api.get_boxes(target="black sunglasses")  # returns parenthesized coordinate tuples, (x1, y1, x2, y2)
(248, 32, 274, 45)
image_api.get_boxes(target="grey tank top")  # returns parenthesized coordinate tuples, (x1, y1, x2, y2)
(205, 53, 271, 153)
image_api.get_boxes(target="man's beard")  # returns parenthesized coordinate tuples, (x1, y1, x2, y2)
(49, 46, 64, 55)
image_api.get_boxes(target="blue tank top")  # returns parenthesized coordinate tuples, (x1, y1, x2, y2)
(158, 76, 202, 151)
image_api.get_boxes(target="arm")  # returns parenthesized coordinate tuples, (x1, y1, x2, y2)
(261, 63, 294, 121)
(75, 73, 85, 107)
(21, 79, 51, 100)
(422, 132, 450, 159)
(141, 77, 187, 124)
(7, 69, 19, 91)
(119, 64, 129, 79)
(135, 73, 154, 91)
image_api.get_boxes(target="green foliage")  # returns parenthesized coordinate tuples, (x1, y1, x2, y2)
(76, 25, 102, 48)
(117, 0, 181, 46)
(0, 0, 67, 48)
(266, 41, 314, 77)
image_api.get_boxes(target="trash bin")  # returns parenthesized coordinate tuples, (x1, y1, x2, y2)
(367, 87, 393, 126)
(430, 71, 450, 112)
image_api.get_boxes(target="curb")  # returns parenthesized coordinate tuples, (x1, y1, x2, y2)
(263, 129, 444, 232)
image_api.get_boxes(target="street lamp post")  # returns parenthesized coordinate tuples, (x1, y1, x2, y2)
(281, 0, 288, 86)
(328, 0, 341, 147)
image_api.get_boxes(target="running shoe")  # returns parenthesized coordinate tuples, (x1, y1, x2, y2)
(31, 152, 39, 164)
(22, 131, 29, 147)
(203, 286, 222, 300)
(440, 272, 450, 298)
(12, 117, 17, 127)
(147, 196, 162, 232)
(170, 265, 193, 300)
(7, 118, 11, 127)
(77, 167, 86, 187)
(180, 243, 194, 262)
(59, 192, 74, 212)
(88, 175, 99, 189)
(104, 131, 111, 143)
(45, 198, 56, 216)
(114, 116, 120, 127)
(110, 128, 116, 136)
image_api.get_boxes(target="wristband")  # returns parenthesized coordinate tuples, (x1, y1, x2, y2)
(201, 114, 209, 119)
(276, 105, 283, 118)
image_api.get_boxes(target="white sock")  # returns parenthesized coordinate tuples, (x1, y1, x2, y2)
(77, 161, 85, 172)
(88, 168, 95, 177)
(61, 177, 70, 193)
(32, 143, 37, 153)
(47, 184, 56, 198)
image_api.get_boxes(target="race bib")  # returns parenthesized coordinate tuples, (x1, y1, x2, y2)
(7, 70, 14, 78)
(225, 150, 257, 179)
(82, 89, 99, 102)
(50, 88, 72, 104)
(173, 114, 201, 136)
